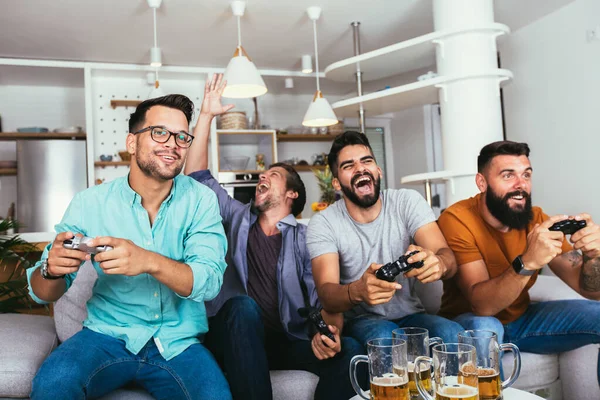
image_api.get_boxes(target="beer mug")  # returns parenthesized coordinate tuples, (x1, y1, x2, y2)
(458, 330, 521, 400)
(414, 343, 479, 400)
(350, 338, 410, 400)
(392, 327, 443, 399)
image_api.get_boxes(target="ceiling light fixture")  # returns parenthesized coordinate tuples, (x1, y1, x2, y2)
(301, 55, 313, 73)
(302, 6, 338, 127)
(147, 0, 163, 67)
(222, 1, 267, 99)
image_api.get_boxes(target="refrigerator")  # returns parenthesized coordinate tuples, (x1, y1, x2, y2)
(17, 140, 88, 233)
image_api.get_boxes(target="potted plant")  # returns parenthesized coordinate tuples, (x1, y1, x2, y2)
(312, 165, 337, 212)
(0, 219, 44, 313)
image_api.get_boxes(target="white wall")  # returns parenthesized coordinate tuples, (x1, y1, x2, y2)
(390, 107, 429, 195)
(0, 85, 85, 220)
(500, 0, 599, 218)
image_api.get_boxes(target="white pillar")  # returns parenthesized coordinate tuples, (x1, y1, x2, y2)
(433, 0, 507, 206)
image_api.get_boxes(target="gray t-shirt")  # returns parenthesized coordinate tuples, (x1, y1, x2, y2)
(306, 189, 436, 320)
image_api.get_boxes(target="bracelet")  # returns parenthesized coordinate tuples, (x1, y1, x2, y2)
(347, 282, 358, 306)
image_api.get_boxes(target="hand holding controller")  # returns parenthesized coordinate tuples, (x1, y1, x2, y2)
(375, 250, 424, 282)
(549, 219, 587, 235)
(298, 307, 336, 343)
(63, 236, 113, 254)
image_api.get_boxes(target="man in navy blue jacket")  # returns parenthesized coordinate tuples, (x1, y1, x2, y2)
(185, 74, 365, 400)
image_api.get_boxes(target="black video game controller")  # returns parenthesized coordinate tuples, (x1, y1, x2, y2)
(298, 307, 336, 343)
(375, 251, 424, 282)
(549, 219, 587, 235)
(63, 236, 113, 254)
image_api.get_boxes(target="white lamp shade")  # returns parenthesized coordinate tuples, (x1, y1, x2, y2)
(302, 91, 338, 127)
(223, 50, 267, 99)
(150, 47, 162, 67)
(301, 55, 313, 73)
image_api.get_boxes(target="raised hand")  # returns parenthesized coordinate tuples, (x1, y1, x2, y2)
(201, 73, 235, 117)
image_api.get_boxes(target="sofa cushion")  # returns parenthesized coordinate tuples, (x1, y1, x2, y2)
(502, 350, 559, 391)
(271, 370, 318, 400)
(0, 314, 57, 398)
(54, 260, 96, 343)
(558, 344, 600, 400)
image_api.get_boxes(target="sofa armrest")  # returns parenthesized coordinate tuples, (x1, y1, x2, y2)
(0, 314, 57, 398)
(529, 275, 584, 303)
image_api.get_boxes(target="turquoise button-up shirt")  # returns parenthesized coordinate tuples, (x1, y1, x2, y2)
(27, 175, 227, 360)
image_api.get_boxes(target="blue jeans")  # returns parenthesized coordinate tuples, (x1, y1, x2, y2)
(453, 313, 506, 342)
(504, 300, 600, 385)
(204, 296, 367, 400)
(344, 312, 465, 347)
(31, 328, 231, 400)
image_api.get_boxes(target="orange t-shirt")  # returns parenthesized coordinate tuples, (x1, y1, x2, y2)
(437, 193, 572, 324)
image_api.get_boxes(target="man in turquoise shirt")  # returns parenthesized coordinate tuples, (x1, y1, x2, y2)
(27, 94, 231, 400)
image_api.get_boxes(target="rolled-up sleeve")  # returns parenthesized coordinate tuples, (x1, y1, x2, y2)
(26, 193, 86, 303)
(180, 187, 228, 302)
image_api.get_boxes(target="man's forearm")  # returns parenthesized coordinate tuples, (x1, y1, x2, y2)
(468, 268, 531, 316)
(581, 254, 600, 294)
(184, 113, 213, 175)
(437, 247, 457, 279)
(319, 282, 357, 313)
(321, 309, 344, 332)
(29, 267, 67, 303)
(147, 253, 194, 297)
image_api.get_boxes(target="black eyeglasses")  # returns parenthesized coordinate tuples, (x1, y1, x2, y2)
(133, 126, 194, 148)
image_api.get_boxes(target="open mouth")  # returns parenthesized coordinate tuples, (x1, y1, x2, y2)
(257, 182, 270, 195)
(156, 152, 179, 164)
(353, 174, 373, 195)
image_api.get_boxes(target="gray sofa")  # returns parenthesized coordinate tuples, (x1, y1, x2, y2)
(1, 262, 598, 399)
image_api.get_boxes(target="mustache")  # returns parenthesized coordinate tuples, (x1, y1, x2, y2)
(351, 171, 374, 186)
(503, 190, 529, 201)
(154, 151, 180, 160)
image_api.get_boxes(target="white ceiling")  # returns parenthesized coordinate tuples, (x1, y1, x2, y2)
(0, 0, 573, 71)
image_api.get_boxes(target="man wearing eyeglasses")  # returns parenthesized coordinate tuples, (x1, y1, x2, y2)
(27, 94, 231, 400)
(185, 74, 366, 400)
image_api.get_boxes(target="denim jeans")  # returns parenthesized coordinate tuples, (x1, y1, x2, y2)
(504, 300, 600, 385)
(31, 328, 231, 400)
(344, 312, 465, 347)
(453, 313, 506, 342)
(204, 296, 367, 400)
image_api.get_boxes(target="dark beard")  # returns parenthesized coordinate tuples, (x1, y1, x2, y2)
(135, 138, 182, 181)
(485, 187, 533, 230)
(340, 172, 382, 208)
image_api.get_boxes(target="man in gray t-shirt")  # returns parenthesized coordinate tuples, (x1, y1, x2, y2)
(307, 131, 464, 346)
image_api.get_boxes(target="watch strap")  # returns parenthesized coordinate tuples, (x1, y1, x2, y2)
(512, 255, 535, 276)
(40, 260, 64, 280)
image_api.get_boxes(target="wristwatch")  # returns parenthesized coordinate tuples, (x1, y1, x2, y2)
(40, 260, 64, 280)
(512, 255, 535, 276)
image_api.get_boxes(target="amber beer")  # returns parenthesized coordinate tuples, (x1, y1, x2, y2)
(394, 362, 432, 398)
(369, 374, 410, 400)
(477, 367, 501, 400)
(435, 384, 479, 400)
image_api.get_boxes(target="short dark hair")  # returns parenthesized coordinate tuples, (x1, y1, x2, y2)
(128, 94, 195, 133)
(269, 162, 306, 217)
(327, 131, 374, 178)
(477, 141, 530, 172)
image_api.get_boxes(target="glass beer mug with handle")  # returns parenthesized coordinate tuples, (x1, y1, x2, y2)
(414, 343, 479, 400)
(392, 327, 443, 400)
(458, 330, 521, 400)
(350, 338, 410, 400)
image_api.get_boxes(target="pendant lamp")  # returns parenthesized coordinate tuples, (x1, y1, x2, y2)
(302, 6, 338, 127)
(222, 1, 268, 99)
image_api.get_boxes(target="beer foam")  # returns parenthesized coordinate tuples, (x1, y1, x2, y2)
(477, 367, 498, 377)
(372, 373, 408, 386)
(438, 384, 478, 397)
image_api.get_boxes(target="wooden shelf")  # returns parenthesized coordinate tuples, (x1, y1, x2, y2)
(0, 168, 17, 176)
(332, 69, 513, 118)
(277, 134, 337, 142)
(110, 100, 142, 109)
(94, 161, 130, 167)
(0, 132, 86, 140)
(217, 130, 275, 134)
(324, 23, 510, 82)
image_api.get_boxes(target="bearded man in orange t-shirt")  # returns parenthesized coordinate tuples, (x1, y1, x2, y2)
(438, 141, 600, 386)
